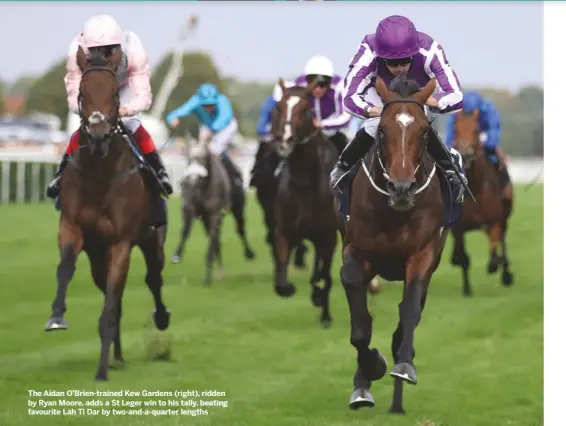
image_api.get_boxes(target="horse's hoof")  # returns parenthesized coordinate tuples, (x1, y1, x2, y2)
(349, 388, 375, 410)
(95, 372, 108, 381)
(275, 283, 296, 298)
(361, 349, 388, 381)
(502, 271, 514, 286)
(153, 309, 171, 331)
(463, 290, 473, 297)
(244, 249, 256, 260)
(320, 318, 332, 329)
(388, 405, 405, 415)
(390, 363, 417, 385)
(311, 286, 324, 307)
(487, 261, 498, 274)
(44, 317, 68, 331)
(171, 255, 181, 264)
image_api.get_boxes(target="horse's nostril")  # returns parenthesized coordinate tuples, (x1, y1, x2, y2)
(388, 179, 417, 196)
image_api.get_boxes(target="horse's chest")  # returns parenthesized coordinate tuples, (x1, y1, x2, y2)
(462, 192, 503, 225)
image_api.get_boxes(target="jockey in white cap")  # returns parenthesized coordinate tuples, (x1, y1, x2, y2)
(46, 14, 173, 199)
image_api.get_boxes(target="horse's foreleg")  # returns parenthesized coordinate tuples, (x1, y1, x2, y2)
(451, 229, 472, 296)
(341, 246, 387, 410)
(171, 206, 194, 263)
(204, 212, 223, 286)
(85, 247, 125, 367)
(391, 243, 438, 388)
(231, 192, 256, 260)
(388, 278, 428, 414)
(257, 185, 276, 249)
(140, 232, 170, 331)
(486, 222, 502, 274)
(96, 241, 130, 381)
(45, 218, 83, 331)
(315, 231, 337, 328)
(293, 241, 308, 269)
(274, 229, 296, 297)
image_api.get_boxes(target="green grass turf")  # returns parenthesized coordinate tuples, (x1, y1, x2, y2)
(0, 185, 543, 426)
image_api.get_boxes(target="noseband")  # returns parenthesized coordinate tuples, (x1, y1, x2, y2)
(362, 97, 437, 196)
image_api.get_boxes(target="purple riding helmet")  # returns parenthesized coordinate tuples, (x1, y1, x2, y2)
(374, 15, 420, 59)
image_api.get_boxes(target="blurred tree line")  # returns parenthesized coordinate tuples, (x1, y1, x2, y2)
(8, 50, 543, 157)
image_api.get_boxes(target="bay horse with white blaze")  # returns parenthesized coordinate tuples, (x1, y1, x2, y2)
(335, 76, 456, 414)
(271, 80, 339, 327)
(43, 47, 171, 381)
(450, 109, 514, 296)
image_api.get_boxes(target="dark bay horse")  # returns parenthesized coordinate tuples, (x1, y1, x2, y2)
(43, 47, 170, 381)
(250, 140, 309, 269)
(334, 76, 451, 414)
(171, 138, 232, 285)
(450, 110, 514, 296)
(271, 80, 339, 327)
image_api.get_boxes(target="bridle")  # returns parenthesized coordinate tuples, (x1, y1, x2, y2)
(77, 65, 121, 137)
(362, 97, 437, 196)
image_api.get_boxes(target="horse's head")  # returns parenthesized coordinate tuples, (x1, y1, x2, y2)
(453, 109, 481, 169)
(373, 75, 437, 211)
(271, 79, 318, 158)
(76, 46, 121, 157)
(181, 138, 210, 189)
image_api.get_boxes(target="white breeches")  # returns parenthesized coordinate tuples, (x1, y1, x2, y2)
(199, 119, 238, 156)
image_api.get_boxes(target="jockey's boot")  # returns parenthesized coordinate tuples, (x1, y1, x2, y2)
(46, 154, 70, 199)
(249, 139, 269, 188)
(144, 151, 173, 196)
(426, 127, 467, 204)
(483, 145, 501, 169)
(329, 128, 374, 192)
(441, 153, 467, 204)
(221, 153, 244, 194)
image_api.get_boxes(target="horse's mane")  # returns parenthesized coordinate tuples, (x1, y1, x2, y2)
(460, 110, 476, 117)
(388, 73, 421, 98)
(283, 85, 309, 98)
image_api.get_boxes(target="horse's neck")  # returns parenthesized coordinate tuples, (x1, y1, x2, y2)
(77, 134, 135, 181)
(468, 147, 489, 186)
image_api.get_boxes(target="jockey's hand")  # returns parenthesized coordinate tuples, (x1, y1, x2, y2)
(169, 119, 180, 129)
(313, 119, 322, 128)
(425, 97, 439, 108)
(119, 106, 130, 117)
(368, 106, 383, 117)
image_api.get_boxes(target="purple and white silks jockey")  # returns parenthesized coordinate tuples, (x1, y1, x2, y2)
(294, 74, 351, 136)
(342, 31, 464, 120)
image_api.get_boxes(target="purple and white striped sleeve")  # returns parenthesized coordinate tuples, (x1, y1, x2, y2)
(321, 80, 351, 130)
(426, 42, 464, 114)
(342, 41, 378, 119)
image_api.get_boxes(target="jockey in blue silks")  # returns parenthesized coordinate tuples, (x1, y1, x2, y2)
(166, 82, 244, 191)
(445, 91, 507, 169)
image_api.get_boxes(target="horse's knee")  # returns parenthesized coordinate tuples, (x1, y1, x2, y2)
(350, 329, 371, 350)
(340, 256, 364, 288)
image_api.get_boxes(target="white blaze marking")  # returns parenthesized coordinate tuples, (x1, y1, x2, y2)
(88, 111, 105, 125)
(283, 96, 301, 141)
(396, 112, 415, 168)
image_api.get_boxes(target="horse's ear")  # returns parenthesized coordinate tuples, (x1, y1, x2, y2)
(278, 78, 287, 96)
(108, 47, 123, 72)
(76, 46, 88, 72)
(375, 77, 393, 102)
(413, 78, 437, 104)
